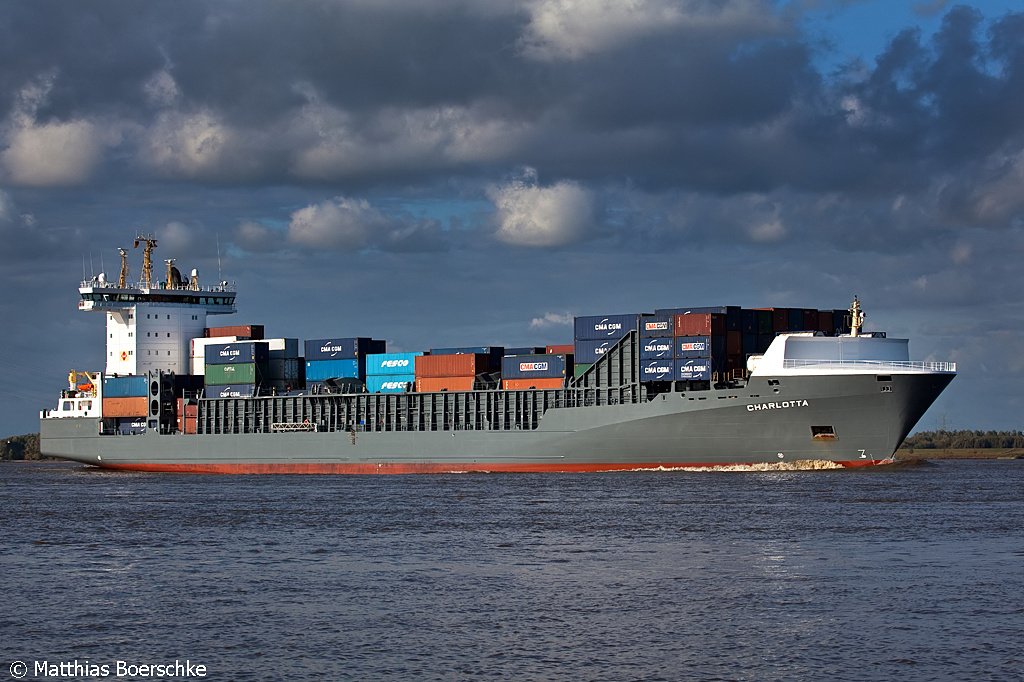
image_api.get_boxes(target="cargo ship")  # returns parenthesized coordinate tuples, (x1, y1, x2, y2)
(39, 238, 957, 473)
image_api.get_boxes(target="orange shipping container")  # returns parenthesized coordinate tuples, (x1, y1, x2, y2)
(545, 344, 575, 354)
(102, 396, 148, 418)
(416, 376, 476, 392)
(206, 324, 264, 340)
(415, 353, 494, 378)
(503, 378, 565, 390)
(673, 313, 725, 337)
(184, 416, 198, 434)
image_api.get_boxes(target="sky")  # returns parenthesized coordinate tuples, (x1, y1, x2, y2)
(1, 0, 1022, 437)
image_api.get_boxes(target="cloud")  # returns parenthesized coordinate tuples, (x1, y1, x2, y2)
(489, 168, 596, 247)
(287, 197, 380, 250)
(143, 69, 181, 108)
(529, 312, 574, 329)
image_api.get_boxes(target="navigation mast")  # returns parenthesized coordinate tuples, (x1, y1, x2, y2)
(133, 234, 158, 288)
(117, 248, 129, 288)
(849, 296, 865, 337)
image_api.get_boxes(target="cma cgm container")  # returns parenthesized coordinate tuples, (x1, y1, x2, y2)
(366, 352, 422, 376)
(415, 354, 495, 378)
(640, 338, 674, 360)
(208, 384, 257, 399)
(640, 359, 674, 382)
(102, 375, 148, 398)
(676, 359, 712, 381)
(304, 338, 386, 361)
(205, 342, 269, 366)
(574, 314, 640, 340)
(574, 339, 615, 364)
(367, 375, 414, 393)
(674, 336, 712, 359)
(116, 418, 148, 435)
(305, 358, 363, 382)
(640, 314, 674, 338)
(501, 354, 571, 380)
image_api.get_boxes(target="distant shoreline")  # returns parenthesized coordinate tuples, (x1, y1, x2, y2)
(896, 448, 1024, 460)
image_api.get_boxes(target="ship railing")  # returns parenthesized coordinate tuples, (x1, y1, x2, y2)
(79, 279, 236, 293)
(782, 359, 957, 372)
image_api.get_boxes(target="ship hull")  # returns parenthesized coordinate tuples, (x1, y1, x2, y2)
(40, 372, 953, 473)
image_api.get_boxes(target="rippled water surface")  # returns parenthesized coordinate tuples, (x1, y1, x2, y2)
(2, 461, 1022, 681)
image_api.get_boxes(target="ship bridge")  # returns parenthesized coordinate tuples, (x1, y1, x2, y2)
(80, 236, 238, 377)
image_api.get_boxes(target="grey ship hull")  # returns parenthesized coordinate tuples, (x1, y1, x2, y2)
(40, 373, 953, 473)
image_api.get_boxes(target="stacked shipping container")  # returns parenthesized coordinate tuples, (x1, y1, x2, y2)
(415, 352, 497, 392)
(365, 352, 421, 393)
(501, 354, 571, 389)
(304, 338, 386, 388)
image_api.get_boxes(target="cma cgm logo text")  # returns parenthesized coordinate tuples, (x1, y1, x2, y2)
(379, 359, 410, 368)
(644, 321, 669, 331)
(520, 362, 549, 372)
(644, 342, 671, 351)
(218, 349, 241, 358)
(380, 381, 406, 389)
(678, 342, 707, 352)
(594, 319, 623, 332)
(321, 344, 345, 353)
(644, 364, 671, 374)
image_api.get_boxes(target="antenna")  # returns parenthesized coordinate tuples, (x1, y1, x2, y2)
(217, 232, 223, 282)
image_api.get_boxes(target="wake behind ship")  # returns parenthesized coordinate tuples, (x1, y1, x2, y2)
(40, 239, 956, 473)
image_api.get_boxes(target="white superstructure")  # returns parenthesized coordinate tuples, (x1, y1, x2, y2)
(78, 236, 236, 376)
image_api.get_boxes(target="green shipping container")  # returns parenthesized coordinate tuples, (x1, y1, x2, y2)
(205, 362, 263, 386)
(574, 363, 594, 378)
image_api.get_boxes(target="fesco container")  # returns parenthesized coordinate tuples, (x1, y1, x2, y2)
(205, 341, 269, 366)
(415, 353, 496, 378)
(204, 363, 263, 386)
(102, 375, 148, 398)
(574, 314, 640, 340)
(305, 358, 363, 382)
(365, 352, 422, 376)
(501, 354, 570, 379)
(640, 359, 674, 382)
(639, 314, 674, 338)
(640, 337, 673, 359)
(366, 374, 415, 393)
(208, 383, 257, 398)
(304, 338, 386, 361)
(573, 339, 615, 364)
(675, 336, 711, 358)
(676, 359, 712, 381)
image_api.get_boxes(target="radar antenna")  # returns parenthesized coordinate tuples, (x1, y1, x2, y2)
(849, 295, 865, 337)
(133, 234, 158, 288)
(117, 248, 129, 288)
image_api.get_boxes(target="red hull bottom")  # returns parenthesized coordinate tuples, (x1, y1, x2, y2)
(94, 459, 894, 474)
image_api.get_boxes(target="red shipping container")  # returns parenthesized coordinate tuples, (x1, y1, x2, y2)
(415, 353, 494, 378)
(102, 396, 148, 418)
(503, 377, 565, 390)
(416, 376, 476, 392)
(206, 324, 264, 340)
(673, 313, 725, 337)
(545, 344, 575, 355)
(184, 416, 198, 434)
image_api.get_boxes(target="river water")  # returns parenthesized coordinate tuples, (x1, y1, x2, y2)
(1, 460, 1021, 681)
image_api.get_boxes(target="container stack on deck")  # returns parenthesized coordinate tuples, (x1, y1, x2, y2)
(365, 352, 421, 393)
(501, 353, 572, 390)
(573, 314, 640, 378)
(417, 347, 502, 392)
(203, 341, 269, 398)
(102, 376, 148, 432)
(304, 338, 386, 389)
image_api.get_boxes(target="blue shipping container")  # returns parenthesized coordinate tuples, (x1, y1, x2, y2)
(102, 375, 148, 398)
(501, 354, 569, 379)
(365, 352, 422, 376)
(205, 342, 269, 366)
(305, 358, 363, 382)
(207, 383, 257, 398)
(640, 359, 674, 381)
(366, 374, 415, 393)
(573, 339, 615, 364)
(676, 359, 712, 381)
(574, 314, 640, 340)
(304, 338, 386, 361)
(675, 336, 711, 359)
(639, 314, 674, 338)
(640, 338, 674, 359)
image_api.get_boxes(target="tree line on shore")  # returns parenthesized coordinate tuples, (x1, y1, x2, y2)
(1, 433, 43, 460)
(902, 430, 1024, 449)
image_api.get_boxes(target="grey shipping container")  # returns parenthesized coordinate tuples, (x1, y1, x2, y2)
(501, 354, 570, 379)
